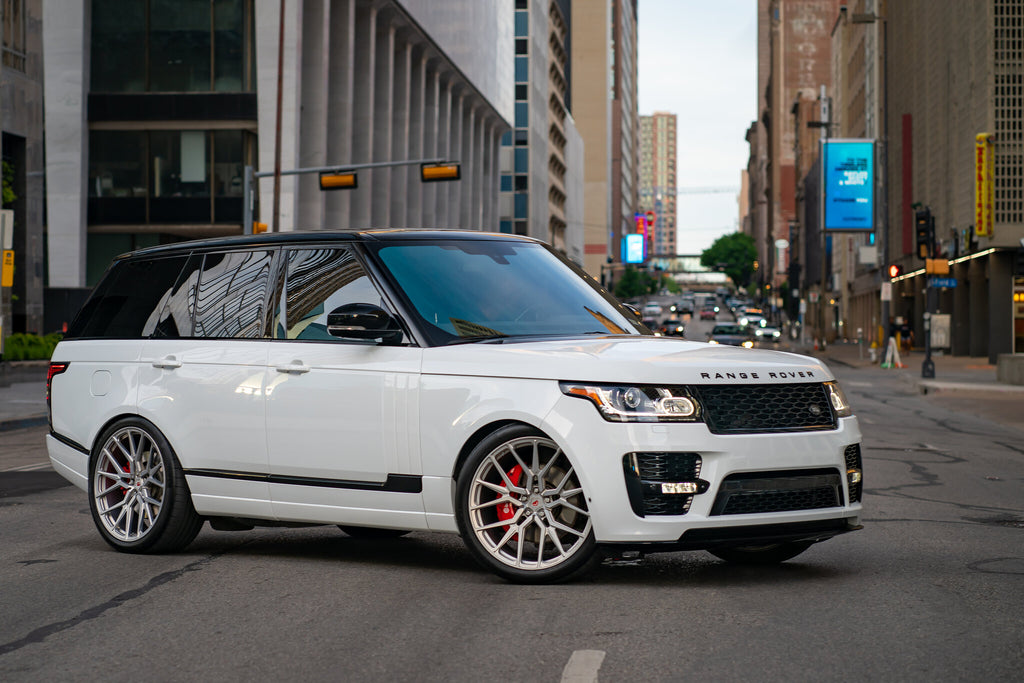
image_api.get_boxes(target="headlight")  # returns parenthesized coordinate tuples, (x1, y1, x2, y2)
(560, 382, 701, 423)
(824, 381, 853, 417)
(741, 340, 754, 348)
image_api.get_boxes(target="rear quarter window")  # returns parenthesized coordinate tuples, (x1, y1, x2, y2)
(65, 256, 190, 339)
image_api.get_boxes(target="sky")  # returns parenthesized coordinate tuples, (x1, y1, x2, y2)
(636, 0, 758, 255)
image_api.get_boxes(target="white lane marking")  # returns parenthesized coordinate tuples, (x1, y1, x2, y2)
(561, 650, 606, 683)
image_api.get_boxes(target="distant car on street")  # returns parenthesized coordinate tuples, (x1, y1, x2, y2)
(707, 323, 754, 348)
(699, 305, 717, 320)
(660, 319, 686, 337)
(755, 325, 782, 342)
(642, 302, 663, 317)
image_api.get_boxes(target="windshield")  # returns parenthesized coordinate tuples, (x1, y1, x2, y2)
(712, 324, 746, 335)
(372, 239, 648, 345)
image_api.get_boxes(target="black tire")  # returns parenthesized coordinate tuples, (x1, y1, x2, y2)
(338, 526, 411, 539)
(455, 424, 600, 584)
(707, 540, 814, 565)
(89, 417, 203, 554)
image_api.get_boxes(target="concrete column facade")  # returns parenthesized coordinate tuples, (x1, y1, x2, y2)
(371, 20, 395, 226)
(406, 51, 426, 228)
(952, 261, 970, 355)
(421, 66, 439, 227)
(297, 0, 330, 231)
(42, 0, 89, 287)
(473, 112, 485, 229)
(459, 103, 474, 228)
(448, 92, 464, 227)
(350, 5, 377, 227)
(256, 0, 303, 233)
(325, 0, 355, 230)
(988, 252, 1014, 364)
(968, 257, 988, 357)
(389, 40, 411, 228)
(435, 80, 452, 226)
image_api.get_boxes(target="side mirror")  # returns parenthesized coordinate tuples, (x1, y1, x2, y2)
(326, 303, 404, 345)
(623, 303, 642, 319)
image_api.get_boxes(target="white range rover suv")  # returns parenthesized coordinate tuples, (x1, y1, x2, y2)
(47, 230, 862, 583)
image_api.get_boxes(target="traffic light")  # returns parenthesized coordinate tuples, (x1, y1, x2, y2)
(887, 264, 903, 279)
(253, 222, 268, 234)
(915, 207, 934, 259)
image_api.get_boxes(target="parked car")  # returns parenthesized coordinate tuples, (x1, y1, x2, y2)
(47, 230, 862, 583)
(707, 323, 754, 348)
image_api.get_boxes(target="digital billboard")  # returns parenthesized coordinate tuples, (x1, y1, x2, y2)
(823, 139, 875, 231)
(622, 234, 645, 264)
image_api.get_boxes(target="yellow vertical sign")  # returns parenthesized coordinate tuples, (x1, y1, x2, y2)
(1, 250, 13, 287)
(975, 133, 994, 237)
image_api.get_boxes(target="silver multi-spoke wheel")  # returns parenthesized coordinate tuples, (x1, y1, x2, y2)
(464, 433, 593, 577)
(93, 426, 166, 542)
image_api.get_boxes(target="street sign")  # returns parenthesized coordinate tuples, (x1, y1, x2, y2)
(929, 277, 957, 288)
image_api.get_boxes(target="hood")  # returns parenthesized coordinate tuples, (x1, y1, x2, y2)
(421, 335, 832, 385)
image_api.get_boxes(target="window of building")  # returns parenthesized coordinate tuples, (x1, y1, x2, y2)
(514, 175, 528, 191)
(514, 148, 528, 173)
(515, 102, 529, 128)
(91, 0, 254, 93)
(88, 129, 252, 225)
(2, 0, 26, 71)
(501, 175, 512, 192)
(515, 11, 528, 37)
(515, 130, 528, 146)
(515, 84, 528, 100)
(515, 38, 528, 55)
(515, 56, 528, 82)
(514, 194, 528, 219)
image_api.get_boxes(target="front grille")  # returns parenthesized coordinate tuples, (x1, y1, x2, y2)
(692, 383, 837, 434)
(710, 469, 843, 515)
(845, 443, 863, 503)
(623, 452, 703, 517)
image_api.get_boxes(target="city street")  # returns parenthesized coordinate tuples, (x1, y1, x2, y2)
(2, 358, 1022, 681)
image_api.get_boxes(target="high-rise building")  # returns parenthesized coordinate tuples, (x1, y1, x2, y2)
(499, 0, 583, 264)
(572, 0, 639, 282)
(1, 0, 45, 335)
(42, 0, 513, 320)
(639, 112, 677, 256)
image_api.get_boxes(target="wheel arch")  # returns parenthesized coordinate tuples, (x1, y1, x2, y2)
(451, 419, 537, 483)
(89, 413, 154, 458)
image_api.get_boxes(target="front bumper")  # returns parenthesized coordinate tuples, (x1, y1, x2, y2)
(541, 397, 863, 544)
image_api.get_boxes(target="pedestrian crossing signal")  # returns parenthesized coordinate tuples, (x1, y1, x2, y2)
(887, 264, 903, 279)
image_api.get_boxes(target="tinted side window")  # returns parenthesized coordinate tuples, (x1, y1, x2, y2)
(193, 250, 274, 338)
(66, 256, 189, 339)
(150, 253, 203, 338)
(274, 248, 389, 341)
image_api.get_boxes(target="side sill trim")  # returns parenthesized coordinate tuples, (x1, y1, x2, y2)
(183, 468, 423, 494)
(50, 431, 91, 455)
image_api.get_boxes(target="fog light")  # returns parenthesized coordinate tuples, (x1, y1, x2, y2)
(848, 469, 862, 484)
(661, 482, 698, 494)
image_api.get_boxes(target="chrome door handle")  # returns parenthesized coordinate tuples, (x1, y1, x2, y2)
(275, 362, 311, 374)
(152, 357, 182, 369)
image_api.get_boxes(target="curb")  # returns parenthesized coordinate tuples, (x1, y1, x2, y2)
(917, 381, 1024, 395)
(0, 414, 48, 432)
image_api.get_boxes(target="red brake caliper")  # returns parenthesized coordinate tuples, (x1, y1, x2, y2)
(496, 464, 524, 532)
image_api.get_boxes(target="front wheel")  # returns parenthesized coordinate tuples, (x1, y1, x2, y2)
(89, 418, 203, 553)
(455, 425, 599, 583)
(707, 540, 814, 565)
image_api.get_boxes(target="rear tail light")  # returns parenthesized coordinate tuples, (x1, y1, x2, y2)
(46, 362, 69, 429)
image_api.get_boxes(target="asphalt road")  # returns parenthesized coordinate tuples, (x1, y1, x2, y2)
(2, 360, 1023, 681)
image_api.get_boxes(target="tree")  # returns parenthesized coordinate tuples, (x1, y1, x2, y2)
(700, 232, 757, 288)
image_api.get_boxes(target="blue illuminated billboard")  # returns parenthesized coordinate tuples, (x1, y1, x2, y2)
(622, 234, 645, 264)
(823, 139, 875, 231)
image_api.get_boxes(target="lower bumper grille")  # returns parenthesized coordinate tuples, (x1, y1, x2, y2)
(845, 443, 863, 503)
(710, 468, 844, 516)
(623, 452, 705, 517)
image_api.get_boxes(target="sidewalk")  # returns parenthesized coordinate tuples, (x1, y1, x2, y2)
(0, 363, 48, 432)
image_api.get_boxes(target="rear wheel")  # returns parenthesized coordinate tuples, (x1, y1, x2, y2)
(707, 541, 813, 565)
(455, 425, 599, 583)
(89, 418, 202, 553)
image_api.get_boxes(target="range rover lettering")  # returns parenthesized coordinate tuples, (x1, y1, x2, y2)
(47, 230, 862, 583)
